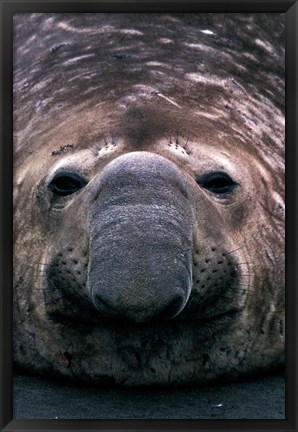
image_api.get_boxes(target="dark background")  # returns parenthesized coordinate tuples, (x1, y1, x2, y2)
(1, 1, 296, 430)
(14, 372, 284, 420)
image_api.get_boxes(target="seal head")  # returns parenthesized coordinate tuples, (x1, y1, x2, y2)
(13, 13, 285, 386)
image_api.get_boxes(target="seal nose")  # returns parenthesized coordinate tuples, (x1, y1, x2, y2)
(92, 291, 186, 323)
(88, 151, 194, 323)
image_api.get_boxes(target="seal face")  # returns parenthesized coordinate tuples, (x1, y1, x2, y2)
(13, 13, 285, 386)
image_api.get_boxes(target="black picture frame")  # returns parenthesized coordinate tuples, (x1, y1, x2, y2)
(1, 1, 297, 431)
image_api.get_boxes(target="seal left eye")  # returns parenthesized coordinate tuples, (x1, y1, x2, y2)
(48, 172, 87, 196)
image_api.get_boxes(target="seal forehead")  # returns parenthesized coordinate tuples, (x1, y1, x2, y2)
(14, 14, 284, 141)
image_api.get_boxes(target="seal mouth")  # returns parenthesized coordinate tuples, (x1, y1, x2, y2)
(47, 302, 239, 328)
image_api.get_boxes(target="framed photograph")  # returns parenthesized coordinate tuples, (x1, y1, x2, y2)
(1, 1, 297, 431)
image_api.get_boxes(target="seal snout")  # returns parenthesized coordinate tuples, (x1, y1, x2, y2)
(92, 290, 186, 323)
(88, 151, 194, 323)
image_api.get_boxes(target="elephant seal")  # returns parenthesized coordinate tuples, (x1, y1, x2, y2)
(13, 13, 285, 386)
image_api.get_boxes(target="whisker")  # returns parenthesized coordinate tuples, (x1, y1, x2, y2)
(223, 246, 244, 256)
(19, 260, 50, 266)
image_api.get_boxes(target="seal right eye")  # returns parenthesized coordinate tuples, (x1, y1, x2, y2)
(197, 171, 238, 195)
(48, 172, 87, 196)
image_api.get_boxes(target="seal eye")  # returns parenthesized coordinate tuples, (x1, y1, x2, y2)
(48, 172, 87, 196)
(197, 172, 238, 195)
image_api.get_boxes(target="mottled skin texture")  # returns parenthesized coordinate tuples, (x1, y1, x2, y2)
(13, 13, 285, 386)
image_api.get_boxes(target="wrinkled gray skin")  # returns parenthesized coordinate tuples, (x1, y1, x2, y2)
(13, 13, 285, 386)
